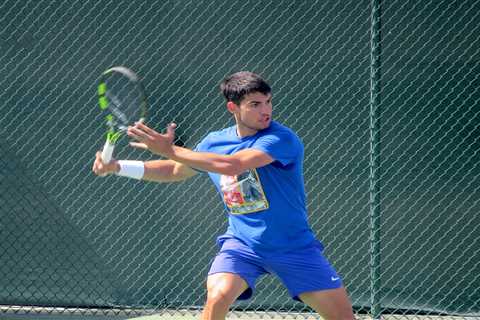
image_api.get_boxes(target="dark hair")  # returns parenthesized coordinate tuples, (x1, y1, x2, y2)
(220, 71, 271, 104)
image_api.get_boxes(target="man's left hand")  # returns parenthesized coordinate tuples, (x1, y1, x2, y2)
(127, 122, 176, 157)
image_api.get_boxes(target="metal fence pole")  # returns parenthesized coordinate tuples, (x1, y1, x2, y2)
(370, 0, 382, 318)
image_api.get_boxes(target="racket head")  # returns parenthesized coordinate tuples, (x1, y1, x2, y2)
(97, 66, 147, 143)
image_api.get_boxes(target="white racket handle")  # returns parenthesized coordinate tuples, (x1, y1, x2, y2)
(101, 140, 115, 164)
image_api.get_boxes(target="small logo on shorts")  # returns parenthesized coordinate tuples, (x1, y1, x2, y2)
(331, 276, 340, 281)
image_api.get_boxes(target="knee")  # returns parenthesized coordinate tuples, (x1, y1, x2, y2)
(331, 308, 356, 320)
(204, 273, 248, 312)
(325, 305, 355, 320)
(205, 287, 235, 310)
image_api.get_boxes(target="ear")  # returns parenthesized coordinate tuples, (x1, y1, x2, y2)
(226, 101, 238, 114)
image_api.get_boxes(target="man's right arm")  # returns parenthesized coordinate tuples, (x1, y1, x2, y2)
(143, 159, 198, 182)
(92, 151, 198, 182)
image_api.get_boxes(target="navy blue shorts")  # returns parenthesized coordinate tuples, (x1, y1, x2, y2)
(208, 237, 342, 301)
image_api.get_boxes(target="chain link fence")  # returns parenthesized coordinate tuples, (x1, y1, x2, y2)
(0, 0, 479, 318)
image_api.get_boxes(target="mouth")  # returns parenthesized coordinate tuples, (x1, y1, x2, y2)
(260, 118, 270, 127)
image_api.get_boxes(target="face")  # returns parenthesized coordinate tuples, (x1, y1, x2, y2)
(228, 92, 272, 136)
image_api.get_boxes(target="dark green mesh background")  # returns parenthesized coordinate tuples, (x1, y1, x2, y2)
(0, 0, 479, 317)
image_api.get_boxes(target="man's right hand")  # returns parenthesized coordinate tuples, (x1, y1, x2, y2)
(92, 151, 120, 176)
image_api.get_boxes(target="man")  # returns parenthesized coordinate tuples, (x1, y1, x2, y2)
(92, 71, 355, 320)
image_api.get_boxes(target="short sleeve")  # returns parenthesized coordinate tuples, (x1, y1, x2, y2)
(194, 134, 211, 152)
(190, 134, 211, 173)
(251, 129, 302, 166)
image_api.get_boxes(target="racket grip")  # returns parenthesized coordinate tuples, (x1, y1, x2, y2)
(101, 140, 115, 164)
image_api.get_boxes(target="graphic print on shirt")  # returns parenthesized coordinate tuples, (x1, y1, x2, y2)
(220, 169, 269, 214)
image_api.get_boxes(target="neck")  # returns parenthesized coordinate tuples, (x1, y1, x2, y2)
(236, 124, 258, 138)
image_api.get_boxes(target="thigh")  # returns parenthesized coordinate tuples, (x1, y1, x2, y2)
(208, 238, 268, 300)
(268, 243, 342, 300)
(299, 287, 354, 320)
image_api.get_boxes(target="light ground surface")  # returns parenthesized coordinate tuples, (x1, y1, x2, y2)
(0, 307, 477, 320)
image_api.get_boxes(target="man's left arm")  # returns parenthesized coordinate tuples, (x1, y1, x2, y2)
(168, 146, 274, 176)
(127, 122, 274, 175)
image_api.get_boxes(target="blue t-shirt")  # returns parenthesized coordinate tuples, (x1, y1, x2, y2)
(195, 121, 317, 254)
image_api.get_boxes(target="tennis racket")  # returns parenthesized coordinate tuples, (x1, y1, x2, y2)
(97, 66, 147, 164)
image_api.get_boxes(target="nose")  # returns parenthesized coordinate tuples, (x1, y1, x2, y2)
(261, 102, 272, 114)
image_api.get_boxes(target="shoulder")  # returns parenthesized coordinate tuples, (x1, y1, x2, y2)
(211, 125, 235, 137)
(195, 125, 235, 151)
(252, 122, 303, 166)
(203, 125, 235, 143)
(259, 121, 303, 146)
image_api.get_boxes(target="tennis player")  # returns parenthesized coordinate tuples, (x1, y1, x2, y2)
(92, 71, 355, 320)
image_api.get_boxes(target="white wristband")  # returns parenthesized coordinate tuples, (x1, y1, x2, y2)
(117, 160, 145, 180)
